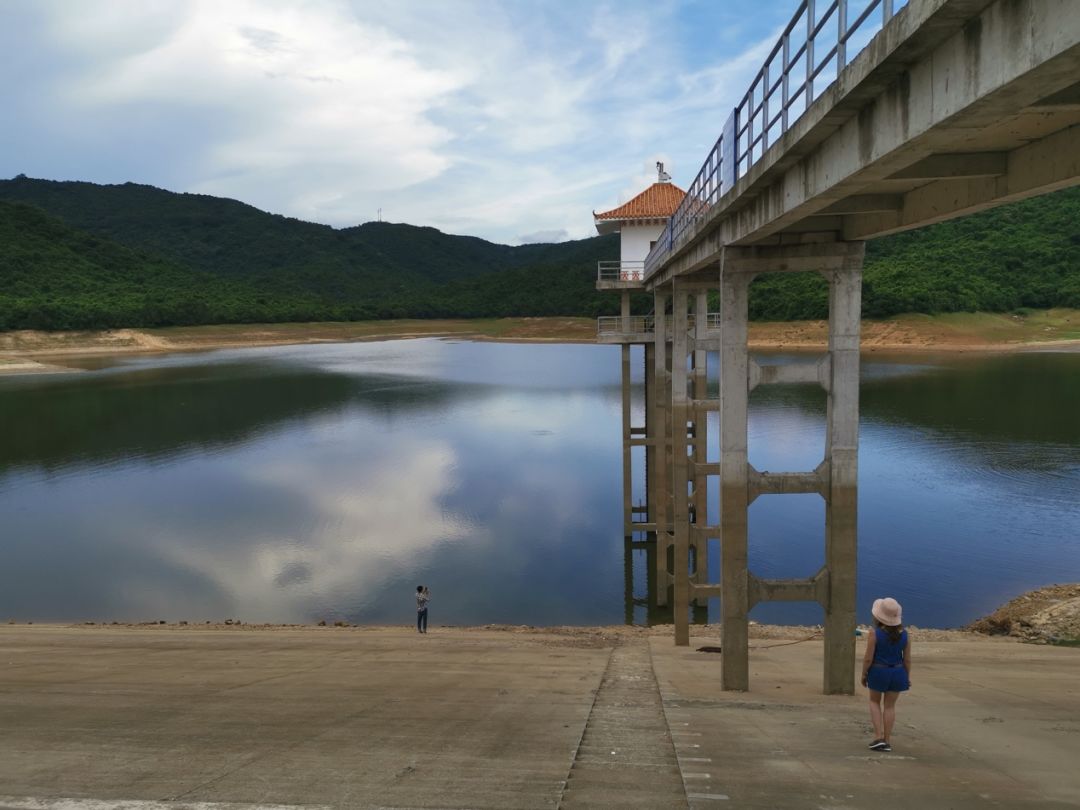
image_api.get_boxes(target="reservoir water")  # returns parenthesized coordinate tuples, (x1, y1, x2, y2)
(1, 339, 1077, 629)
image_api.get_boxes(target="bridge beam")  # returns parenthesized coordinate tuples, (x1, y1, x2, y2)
(888, 152, 1008, 180)
(843, 122, 1080, 239)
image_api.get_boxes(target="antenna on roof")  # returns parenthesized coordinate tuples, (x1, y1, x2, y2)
(656, 161, 671, 183)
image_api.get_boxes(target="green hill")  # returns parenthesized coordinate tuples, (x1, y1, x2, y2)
(750, 187, 1080, 320)
(0, 177, 624, 329)
(0, 201, 273, 330)
(1, 175, 1078, 331)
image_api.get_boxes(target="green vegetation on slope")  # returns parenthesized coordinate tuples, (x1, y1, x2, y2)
(1, 175, 1078, 331)
(0, 201, 278, 330)
(749, 187, 1080, 320)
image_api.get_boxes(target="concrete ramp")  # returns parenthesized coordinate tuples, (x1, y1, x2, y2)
(559, 640, 687, 809)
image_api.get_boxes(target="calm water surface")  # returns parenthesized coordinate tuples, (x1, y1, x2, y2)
(1, 339, 1077, 629)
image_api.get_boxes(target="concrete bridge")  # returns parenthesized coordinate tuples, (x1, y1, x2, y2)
(596, 0, 1080, 694)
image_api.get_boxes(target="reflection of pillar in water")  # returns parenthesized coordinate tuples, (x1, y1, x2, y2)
(622, 534, 707, 627)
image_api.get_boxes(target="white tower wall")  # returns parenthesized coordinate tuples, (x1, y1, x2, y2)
(620, 222, 666, 264)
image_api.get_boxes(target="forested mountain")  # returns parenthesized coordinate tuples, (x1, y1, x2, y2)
(0, 201, 329, 329)
(750, 186, 1080, 320)
(1, 175, 1078, 331)
(0, 177, 624, 330)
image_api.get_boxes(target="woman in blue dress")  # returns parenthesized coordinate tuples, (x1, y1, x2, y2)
(861, 597, 911, 752)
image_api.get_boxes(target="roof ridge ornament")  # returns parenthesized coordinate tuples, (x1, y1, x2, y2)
(657, 161, 672, 183)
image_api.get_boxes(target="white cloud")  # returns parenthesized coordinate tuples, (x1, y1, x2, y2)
(37, 0, 461, 216)
(6, 0, 796, 242)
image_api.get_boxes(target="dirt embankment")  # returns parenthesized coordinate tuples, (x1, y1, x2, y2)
(967, 583, 1080, 643)
(1, 310, 1079, 376)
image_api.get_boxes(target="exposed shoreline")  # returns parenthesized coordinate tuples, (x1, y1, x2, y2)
(1, 310, 1078, 375)
(9, 583, 1077, 644)
(0, 621, 1007, 645)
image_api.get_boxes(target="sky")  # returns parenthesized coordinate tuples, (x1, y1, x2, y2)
(1, 0, 803, 245)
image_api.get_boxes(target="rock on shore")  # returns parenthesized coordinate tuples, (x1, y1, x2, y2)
(967, 583, 1080, 643)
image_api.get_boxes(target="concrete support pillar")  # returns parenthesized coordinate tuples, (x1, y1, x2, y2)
(644, 342, 656, 534)
(691, 292, 709, 605)
(823, 260, 862, 695)
(620, 291, 631, 334)
(621, 343, 633, 539)
(653, 292, 672, 606)
(719, 269, 752, 691)
(671, 284, 691, 646)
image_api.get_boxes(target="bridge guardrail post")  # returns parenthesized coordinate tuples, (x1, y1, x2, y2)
(721, 111, 736, 192)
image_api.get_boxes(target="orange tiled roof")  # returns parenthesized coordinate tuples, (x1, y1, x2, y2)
(594, 182, 686, 221)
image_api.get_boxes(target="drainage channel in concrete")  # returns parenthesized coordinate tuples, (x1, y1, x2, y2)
(558, 639, 688, 809)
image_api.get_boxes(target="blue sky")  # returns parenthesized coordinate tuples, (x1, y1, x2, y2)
(1, 0, 802, 244)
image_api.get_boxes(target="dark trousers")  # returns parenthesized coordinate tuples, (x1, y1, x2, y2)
(417, 608, 428, 633)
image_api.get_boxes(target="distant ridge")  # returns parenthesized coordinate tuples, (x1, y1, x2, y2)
(0, 177, 622, 330)
(1, 176, 1078, 331)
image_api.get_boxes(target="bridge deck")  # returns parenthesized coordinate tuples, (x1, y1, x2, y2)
(647, 0, 1080, 288)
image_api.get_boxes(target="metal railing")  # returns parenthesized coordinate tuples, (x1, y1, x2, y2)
(597, 316, 655, 336)
(595, 314, 721, 336)
(686, 313, 722, 332)
(644, 0, 909, 279)
(597, 260, 646, 282)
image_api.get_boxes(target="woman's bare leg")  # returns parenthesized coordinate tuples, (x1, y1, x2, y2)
(867, 689, 884, 740)
(883, 691, 900, 743)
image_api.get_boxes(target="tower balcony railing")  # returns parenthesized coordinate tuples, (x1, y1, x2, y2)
(597, 260, 646, 283)
(687, 314, 722, 332)
(597, 316, 654, 337)
(643, 0, 909, 280)
(597, 314, 722, 339)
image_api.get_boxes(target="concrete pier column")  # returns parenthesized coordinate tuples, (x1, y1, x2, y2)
(620, 291, 631, 334)
(644, 342, 656, 536)
(719, 268, 752, 691)
(823, 259, 863, 695)
(653, 292, 672, 606)
(691, 291, 709, 605)
(671, 284, 691, 646)
(621, 343, 633, 539)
